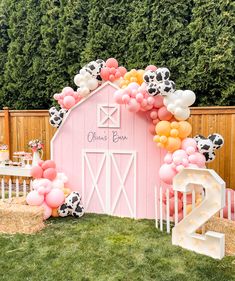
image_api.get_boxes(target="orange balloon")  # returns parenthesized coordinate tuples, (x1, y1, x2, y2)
(63, 188, 71, 197)
(51, 208, 59, 217)
(124, 72, 131, 80)
(170, 129, 179, 137)
(170, 121, 179, 129)
(155, 121, 171, 136)
(130, 69, 137, 76)
(137, 69, 144, 84)
(153, 135, 160, 142)
(165, 137, 181, 152)
(130, 77, 138, 83)
(160, 136, 168, 144)
(178, 121, 192, 138)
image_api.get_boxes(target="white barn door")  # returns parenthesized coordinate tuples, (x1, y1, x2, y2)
(82, 150, 136, 218)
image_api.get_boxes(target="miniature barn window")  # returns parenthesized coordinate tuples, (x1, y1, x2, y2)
(97, 104, 120, 128)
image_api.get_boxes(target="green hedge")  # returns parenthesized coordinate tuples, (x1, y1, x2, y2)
(0, 0, 234, 109)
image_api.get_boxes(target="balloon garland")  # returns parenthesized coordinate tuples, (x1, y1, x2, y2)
(49, 57, 226, 219)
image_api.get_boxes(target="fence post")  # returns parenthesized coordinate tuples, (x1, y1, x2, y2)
(3, 107, 11, 156)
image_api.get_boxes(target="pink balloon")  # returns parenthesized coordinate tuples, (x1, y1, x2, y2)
(164, 153, 173, 164)
(145, 65, 157, 71)
(182, 158, 189, 167)
(37, 179, 52, 195)
(147, 97, 155, 105)
(188, 154, 197, 164)
(62, 87, 74, 96)
(172, 150, 188, 160)
(193, 152, 206, 167)
(136, 93, 144, 103)
(127, 99, 141, 113)
(117, 66, 127, 76)
(45, 188, 65, 208)
(26, 190, 44, 206)
(162, 188, 174, 204)
(128, 82, 139, 90)
(106, 58, 118, 68)
(41, 202, 52, 220)
(53, 94, 60, 100)
(153, 95, 164, 108)
(158, 106, 173, 121)
(186, 146, 196, 155)
(159, 163, 177, 185)
(122, 94, 130, 103)
(110, 67, 116, 75)
(109, 74, 115, 82)
(100, 68, 110, 80)
(152, 118, 160, 125)
(31, 166, 43, 179)
(38, 160, 44, 167)
(181, 138, 197, 151)
(149, 124, 156, 135)
(176, 165, 185, 172)
(114, 91, 124, 104)
(115, 71, 121, 79)
(64, 96, 76, 109)
(173, 156, 182, 166)
(42, 160, 56, 170)
(150, 110, 158, 120)
(43, 168, 57, 181)
(169, 197, 183, 216)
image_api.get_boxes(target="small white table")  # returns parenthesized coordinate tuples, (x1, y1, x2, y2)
(0, 166, 32, 177)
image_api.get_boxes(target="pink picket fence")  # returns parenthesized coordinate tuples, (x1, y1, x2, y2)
(155, 186, 235, 233)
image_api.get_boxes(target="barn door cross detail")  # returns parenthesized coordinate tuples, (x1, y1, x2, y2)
(83, 152, 106, 212)
(97, 104, 120, 128)
(110, 152, 136, 218)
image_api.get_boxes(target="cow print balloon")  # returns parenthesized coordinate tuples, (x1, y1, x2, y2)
(156, 67, 170, 82)
(144, 70, 157, 84)
(157, 80, 175, 96)
(58, 192, 85, 218)
(194, 133, 224, 163)
(49, 107, 68, 128)
(208, 133, 224, 150)
(147, 82, 159, 96)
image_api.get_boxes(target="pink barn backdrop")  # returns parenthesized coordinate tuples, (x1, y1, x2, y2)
(51, 82, 164, 219)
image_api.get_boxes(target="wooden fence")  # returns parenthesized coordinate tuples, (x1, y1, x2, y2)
(0, 106, 234, 189)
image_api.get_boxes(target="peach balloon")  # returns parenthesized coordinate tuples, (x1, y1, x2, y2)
(155, 121, 171, 136)
(165, 137, 181, 152)
(178, 121, 192, 138)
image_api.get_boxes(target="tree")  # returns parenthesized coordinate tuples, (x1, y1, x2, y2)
(187, 0, 235, 105)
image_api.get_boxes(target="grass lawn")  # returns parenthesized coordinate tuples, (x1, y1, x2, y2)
(0, 214, 234, 281)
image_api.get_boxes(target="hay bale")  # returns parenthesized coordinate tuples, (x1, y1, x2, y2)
(0, 198, 45, 234)
(205, 217, 235, 256)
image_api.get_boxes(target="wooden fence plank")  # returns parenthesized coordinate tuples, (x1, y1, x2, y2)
(0, 107, 234, 189)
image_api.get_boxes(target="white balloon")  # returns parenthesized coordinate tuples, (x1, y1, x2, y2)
(87, 79, 99, 90)
(74, 74, 82, 86)
(167, 104, 176, 112)
(174, 107, 190, 121)
(79, 68, 87, 75)
(181, 90, 196, 106)
(80, 87, 90, 97)
(52, 179, 64, 189)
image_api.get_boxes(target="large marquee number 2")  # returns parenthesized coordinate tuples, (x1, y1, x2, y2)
(172, 168, 226, 259)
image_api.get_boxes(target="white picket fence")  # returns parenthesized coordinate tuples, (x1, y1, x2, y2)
(0, 177, 32, 201)
(155, 186, 235, 233)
